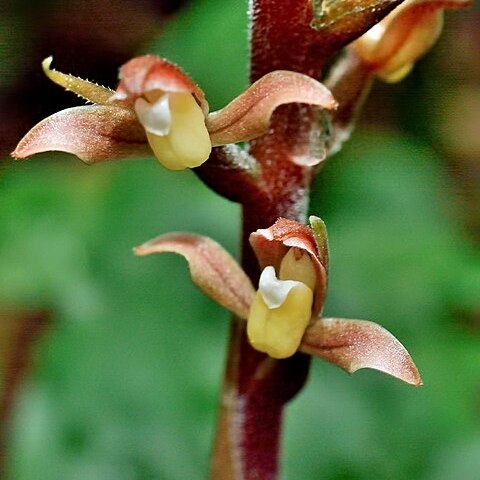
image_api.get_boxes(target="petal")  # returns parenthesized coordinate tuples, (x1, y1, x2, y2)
(134, 233, 255, 320)
(114, 55, 208, 115)
(42, 57, 115, 105)
(206, 70, 337, 146)
(250, 218, 328, 316)
(12, 105, 149, 163)
(250, 218, 322, 271)
(300, 317, 422, 386)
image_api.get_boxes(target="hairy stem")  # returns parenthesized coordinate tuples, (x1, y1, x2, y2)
(210, 108, 316, 480)
(210, 1, 403, 477)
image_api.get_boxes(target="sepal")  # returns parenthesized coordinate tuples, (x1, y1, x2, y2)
(114, 55, 209, 114)
(41, 56, 114, 105)
(12, 105, 148, 163)
(134, 233, 254, 319)
(207, 71, 337, 146)
(300, 317, 422, 386)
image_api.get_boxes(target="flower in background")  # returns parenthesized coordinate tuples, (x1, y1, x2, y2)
(13, 56, 337, 169)
(351, 0, 472, 82)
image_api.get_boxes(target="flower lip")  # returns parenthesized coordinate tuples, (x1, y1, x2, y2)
(134, 95, 171, 136)
(113, 55, 209, 115)
(258, 266, 304, 309)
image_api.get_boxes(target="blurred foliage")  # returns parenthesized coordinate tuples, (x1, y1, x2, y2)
(1, 0, 479, 479)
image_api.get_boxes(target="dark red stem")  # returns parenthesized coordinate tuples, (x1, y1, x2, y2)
(210, 2, 321, 478)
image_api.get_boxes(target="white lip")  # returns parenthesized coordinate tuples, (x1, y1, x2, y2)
(258, 266, 303, 309)
(134, 94, 171, 136)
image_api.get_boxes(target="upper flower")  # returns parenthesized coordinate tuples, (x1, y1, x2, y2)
(351, 0, 472, 82)
(133, 217, 422, 386)
(13, 55, 337, 169)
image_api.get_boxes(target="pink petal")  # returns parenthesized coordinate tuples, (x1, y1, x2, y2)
(134, 233, 255, 320)
(206, 70, 337, 146)
(300, 317, 422, 386)
(12, 105, 149, 163)
(249, 218, 328, 317)
(114, 55, 208, 115)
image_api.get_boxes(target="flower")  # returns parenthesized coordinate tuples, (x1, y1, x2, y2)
(350, 0, 472, 82)
(247, 217, 328, 358)
(13, 56, 337, 169)
(133, 217, 422, 386)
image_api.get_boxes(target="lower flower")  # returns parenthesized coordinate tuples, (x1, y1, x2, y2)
(134, 216, 422, 386)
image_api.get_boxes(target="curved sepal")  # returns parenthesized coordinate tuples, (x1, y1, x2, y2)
(42, 57, 115, 105)
(300, 317, 422, 386)
(134, 233, 255, 319)
(12, 105, 148, 163)
(206, 70, 337, 146)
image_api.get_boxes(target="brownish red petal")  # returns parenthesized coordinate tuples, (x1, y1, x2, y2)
(115, 55, 208, 114)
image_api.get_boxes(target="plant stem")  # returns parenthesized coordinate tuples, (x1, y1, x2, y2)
(210, 0, 399, 476)
(210, 0, 321, 476)
(210, 109, 316, 480)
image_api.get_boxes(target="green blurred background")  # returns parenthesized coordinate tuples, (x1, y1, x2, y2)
(1, 0, 479, 479)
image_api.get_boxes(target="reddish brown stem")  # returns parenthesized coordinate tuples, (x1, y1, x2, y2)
(210, 1, 406, 478)
(210, 112, 316, 480)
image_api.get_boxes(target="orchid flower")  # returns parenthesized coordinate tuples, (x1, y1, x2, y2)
(350, 0, 472, 82)
(134, 217, 422, 386)
(12, 55, 337, 170)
